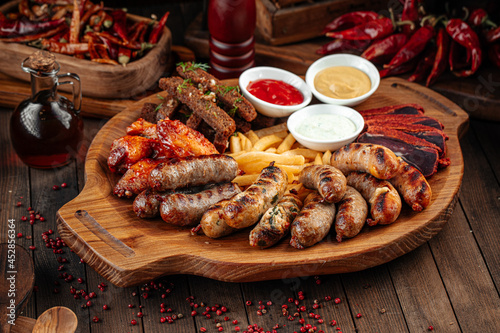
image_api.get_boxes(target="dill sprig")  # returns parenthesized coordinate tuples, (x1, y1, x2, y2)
(176, 62, 210, 72)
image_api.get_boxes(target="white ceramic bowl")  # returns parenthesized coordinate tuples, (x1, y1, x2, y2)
(239, 66, 312, 117)
(287, 104, 365, 151)
(305, 54, 380, 107)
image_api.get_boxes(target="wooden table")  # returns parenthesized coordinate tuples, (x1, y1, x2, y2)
(1, 102, 500, 332)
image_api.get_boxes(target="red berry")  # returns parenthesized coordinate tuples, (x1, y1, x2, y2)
(334, 298, 341, 304)
(356, 313, 362, 318)
(102, 305, 109, 310)
(92, 316, 99, 323)
(137, 312, 143, 318)
(130, 319, 137, 325)
(61, 182, 68, 188)
(191, 310, 197, 317)
(428, 326, 434, 331)
(17, 233, 23, 238)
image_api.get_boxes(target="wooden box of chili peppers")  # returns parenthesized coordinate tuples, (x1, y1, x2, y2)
(255, 0, 385, 45)
(0, 0, 172, 99)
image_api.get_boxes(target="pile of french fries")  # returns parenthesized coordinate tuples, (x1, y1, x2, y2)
(228, 123, 333, 188)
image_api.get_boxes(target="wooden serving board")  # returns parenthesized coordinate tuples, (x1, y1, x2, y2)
(57, 77, 469, 287)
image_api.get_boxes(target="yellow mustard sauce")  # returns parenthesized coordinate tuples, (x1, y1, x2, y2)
(314, 66, 371, 99)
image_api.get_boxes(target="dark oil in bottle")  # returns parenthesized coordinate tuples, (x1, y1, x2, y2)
(10, 90, 84, 169)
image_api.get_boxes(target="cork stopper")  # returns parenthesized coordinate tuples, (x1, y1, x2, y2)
(25, 50, 56, 72)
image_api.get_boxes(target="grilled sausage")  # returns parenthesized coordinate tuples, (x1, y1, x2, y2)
(249, 193, 303, 248)
(390, 157, 432, 211)
(299, 165, 347, 203)
(223, 164, 288, 229)
(330, 143, 400, 179)
(199, 200, 237, 239)
(148, 154, 238, 192)
(346, 171, 402, 226)
(160, 182, 241, 226)
(133, 186, 206, 218)
(290, 192, 336, 249)
(335, 186, 368, 242)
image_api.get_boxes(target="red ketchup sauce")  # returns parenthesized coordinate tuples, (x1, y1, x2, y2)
(247, 79, 304, 106)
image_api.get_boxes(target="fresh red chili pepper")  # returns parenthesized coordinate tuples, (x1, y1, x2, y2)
(379, 58, 417, 78)
(0, 17, 65, 37)
(0, 24, 66, 42)
(485, 26, 500, 44)
(361, 33, 408, 64)
(326, 17, 394, 40)
(118, 46, 131, 65)
(316, 38, 370, 55)
(488, 44, 500, 68)
(41, 39, 89, 54)
(426, 27, 450, 86)
(110, 9, 129, 43)
(69, 0, 80, 43)
(384, 25, 434, 70)
(148, 11, 170, 44)
(401, 0, 419, 35)
(408, 46, 436, 82)
(446, 18, 482, 77)
(321, 11, 379, 34)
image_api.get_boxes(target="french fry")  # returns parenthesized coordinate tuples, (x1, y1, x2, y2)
(277, 133, 296, 153)
(238, 132, 253, 151)
(245, 130, 260, 145)
(282, 148, 321, 160)
(229, 134, 241, 153)
(233, 174, 259, 187)
(252, 134, 283, 151)
(233, 151, 305, 166)
(265, 147, 277, 153)
(322, 150, 332, 165)
(314, 153, 323, 165)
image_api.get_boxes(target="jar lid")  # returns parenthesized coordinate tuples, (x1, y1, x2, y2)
(25, 50, 56, 72)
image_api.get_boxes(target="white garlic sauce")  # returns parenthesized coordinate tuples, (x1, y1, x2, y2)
(295, 114, 356, 141)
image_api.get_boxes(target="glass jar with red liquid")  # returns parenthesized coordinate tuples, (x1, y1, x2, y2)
(208, 0, 256, 79)
(10, 51, 84, 169)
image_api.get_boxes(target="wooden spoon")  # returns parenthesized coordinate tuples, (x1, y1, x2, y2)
(31, 307, 77, 333)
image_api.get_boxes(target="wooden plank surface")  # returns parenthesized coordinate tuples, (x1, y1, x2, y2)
(1, 108, 500, 332)
(55, 77, 468, 288)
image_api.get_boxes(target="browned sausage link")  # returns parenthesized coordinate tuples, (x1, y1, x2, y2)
(148, 154, 238, 192)
(160, 182, 241, 226)
(390, 157, 432, 212)
(335, 186, 368, 242)
(223, 165, 288, 229)
(133, 186, 206, 218)
(290, 192, 336, 249)
(330, 143, 400, 179)
(249, 193, 303, 248)
(199, 199, 237, 238)
(299, 165, 347, 203)
(346, 171, 402, 226)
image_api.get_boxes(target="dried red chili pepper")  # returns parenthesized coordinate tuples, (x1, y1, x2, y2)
(92, 58, 119, 65)
(316, 38, 370, 55)
(321, 11, 379, 34)
(0, 17, 65, 37)
(484, 26, 500, 44)
(488, 44, 500, 68)
(326, 17, 394, 40)
(41, 39, 89, 54)
(408, 46, 436, 82)
(48, 25, 69, 42)
(69, 0, 80, 43)
(446, 18, 482, 77)
(118, 47, 132, 65)
(401, 0, 419, 35)
(18, 0, 35, 20)
(426, 27, 450, 86)
(79, 2, 102, 30)
(129, 21, 147, 43)
(94, 33, 119, 59)
(384, 25, 434, 70)
(0, 24, 66, 42)
(379, 58, 417, 78)
(361, 33, 408, 64)
(148, 11, 170, 44)
(94, 31, 141, 49)
(448, 40, 469, 72)
(110, 9, 129, 43)
(467, 8, 488, 28)
(0, 11, 6, 21)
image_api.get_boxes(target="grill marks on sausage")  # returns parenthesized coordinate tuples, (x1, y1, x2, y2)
(299, 165, 347, 203)
(335, 186, 368, 242)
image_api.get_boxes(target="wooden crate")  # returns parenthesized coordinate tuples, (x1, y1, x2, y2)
(256, 0, 385, 45)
